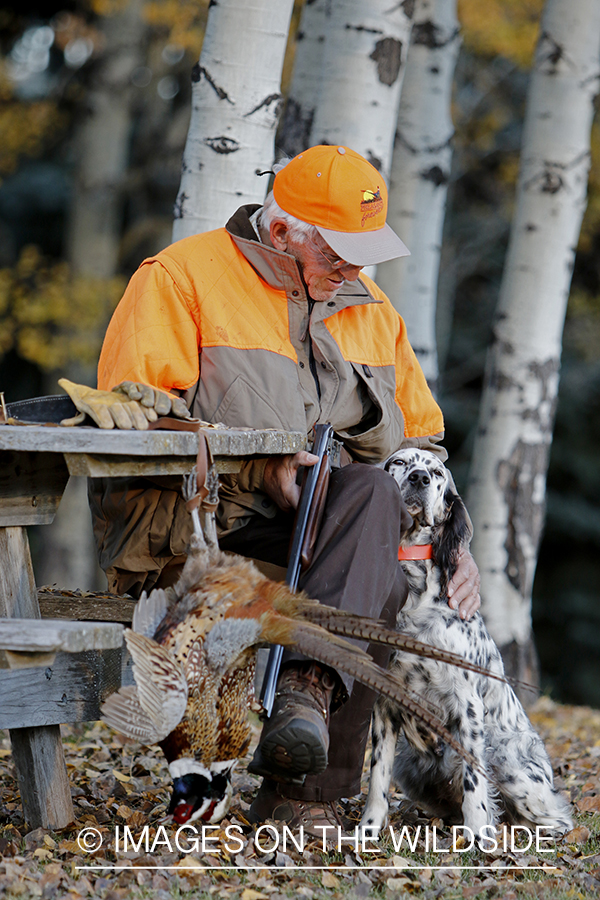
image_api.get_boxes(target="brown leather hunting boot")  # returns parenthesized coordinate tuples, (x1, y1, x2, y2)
(248, 778, 343, 840)
(248, 661, 338, 782)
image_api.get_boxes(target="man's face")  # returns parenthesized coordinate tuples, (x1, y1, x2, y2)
(285, 231, 364, 303)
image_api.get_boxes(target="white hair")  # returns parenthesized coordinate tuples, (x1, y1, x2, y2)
(259, 195, 317, 244)
(258, 157, 319, 244)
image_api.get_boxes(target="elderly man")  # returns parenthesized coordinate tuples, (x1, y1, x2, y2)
(89, 145, 480, 833)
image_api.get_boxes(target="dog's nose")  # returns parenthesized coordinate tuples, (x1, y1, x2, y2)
(408, 469, 430, 487)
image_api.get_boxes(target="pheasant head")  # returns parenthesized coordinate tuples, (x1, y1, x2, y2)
(167, 761, 236, 825)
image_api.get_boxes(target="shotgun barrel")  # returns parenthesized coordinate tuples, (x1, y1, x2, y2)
(259, 423, 334, 716)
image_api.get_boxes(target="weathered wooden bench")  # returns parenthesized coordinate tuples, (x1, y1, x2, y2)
(0, 411, 303, 830)
(0, 617, 124, 668)
(37, 588, 137, 624)
(0, 618, 125, 830)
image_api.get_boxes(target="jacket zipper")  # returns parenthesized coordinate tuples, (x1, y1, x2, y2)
(307, 298, 321, 401)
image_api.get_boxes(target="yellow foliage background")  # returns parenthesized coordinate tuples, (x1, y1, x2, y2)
(0, 0, 598, 375)
(0, 247, 125, 371)
(458, 0, 544, 67)
(0, 67, 65, 178)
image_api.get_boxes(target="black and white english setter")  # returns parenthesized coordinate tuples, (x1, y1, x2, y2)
(360, 448, 573, 838)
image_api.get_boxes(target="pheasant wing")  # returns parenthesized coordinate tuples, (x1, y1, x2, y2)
(101, 685, 168, 744)
(132, 588, 171, 637)
(124, 630, 188, 738)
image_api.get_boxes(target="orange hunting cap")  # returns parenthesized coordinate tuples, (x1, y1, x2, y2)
(273, 145, 410, 266)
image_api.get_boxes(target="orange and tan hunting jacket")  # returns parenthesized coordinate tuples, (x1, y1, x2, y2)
(90, 206, 444, 590)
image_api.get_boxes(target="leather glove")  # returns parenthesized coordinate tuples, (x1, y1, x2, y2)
(112, 381, 191, 420)
(59, 378, 155, 430)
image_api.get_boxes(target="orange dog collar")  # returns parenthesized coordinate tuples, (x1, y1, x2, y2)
(398, 544, 433, 561)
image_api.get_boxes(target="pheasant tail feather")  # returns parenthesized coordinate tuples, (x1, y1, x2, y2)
(285, 620, 485, 778)
(300, 607, 538, 693)
(300, 608, 509, 683)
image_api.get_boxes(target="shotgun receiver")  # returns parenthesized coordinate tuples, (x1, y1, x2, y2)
(259, 423, 335, 717)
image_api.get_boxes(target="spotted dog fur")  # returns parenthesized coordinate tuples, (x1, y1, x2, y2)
(360, 448, 573, 839)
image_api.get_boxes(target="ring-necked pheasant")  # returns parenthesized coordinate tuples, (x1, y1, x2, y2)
(102, 455, 502, 826)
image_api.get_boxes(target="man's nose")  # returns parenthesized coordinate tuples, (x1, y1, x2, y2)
(342, 263, 363, 281)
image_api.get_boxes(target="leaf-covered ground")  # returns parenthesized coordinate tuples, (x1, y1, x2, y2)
(1, 696, 600, 899)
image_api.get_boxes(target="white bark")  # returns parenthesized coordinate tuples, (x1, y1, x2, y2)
(376, 0, 460, 393)
(278, 0, 331, 158)
(466, 0, 600, 657)
(310, 0, 414, 181)
(172, 0, 295, 240)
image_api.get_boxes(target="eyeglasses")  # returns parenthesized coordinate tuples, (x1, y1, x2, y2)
(308, 238, 359, 271)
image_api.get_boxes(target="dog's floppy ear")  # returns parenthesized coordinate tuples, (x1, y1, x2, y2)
(383, 454, 399, 472)
(432, 490, 473, 592)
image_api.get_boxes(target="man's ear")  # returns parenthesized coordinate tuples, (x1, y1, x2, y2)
(270, 220, 289, 251)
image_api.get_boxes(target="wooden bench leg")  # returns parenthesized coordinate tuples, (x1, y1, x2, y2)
(1, 526, 74, 829)
(9, 726, 74, 830)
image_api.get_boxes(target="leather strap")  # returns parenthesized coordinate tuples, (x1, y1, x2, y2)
(147, 416, 206, 432)
(398, 544, 433, 560)
(185, 433, 219, 514)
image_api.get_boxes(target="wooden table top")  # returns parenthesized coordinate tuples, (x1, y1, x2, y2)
(0, 423, 306, 525)
(0, 423, 305, 457)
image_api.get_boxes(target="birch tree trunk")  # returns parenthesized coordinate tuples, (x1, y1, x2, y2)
(278, 0, 331, 158)
(375, 0, 460, 394)
(172, 0, 295, 240)
(310, 0, 414, 182)
(35, 0, 146, 593)
(466, 0, 600, 685)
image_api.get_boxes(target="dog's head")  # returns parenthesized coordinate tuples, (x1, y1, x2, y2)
(385, 449, 472, 585)
(385, 449, 450, 526)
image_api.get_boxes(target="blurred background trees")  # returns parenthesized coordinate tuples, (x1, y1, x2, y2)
(444, 0, 600, 704)
(172, 0, 295, 238)
(466, 0, 600, 694)
(1, 0, 599, 706)
(376, 0, 462, 394)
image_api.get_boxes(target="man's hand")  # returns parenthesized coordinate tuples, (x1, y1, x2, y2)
(447, 547, 481, 620)
(263, 451, 319, 512)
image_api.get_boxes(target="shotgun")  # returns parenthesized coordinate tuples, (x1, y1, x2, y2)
(259, 422, 335, 717)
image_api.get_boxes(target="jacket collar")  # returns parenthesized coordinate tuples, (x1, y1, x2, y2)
(226, 204, 301, 293)
(225, 205, 382, 315)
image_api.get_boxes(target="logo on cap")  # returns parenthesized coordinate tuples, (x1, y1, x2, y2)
(360, 188, 384, 227)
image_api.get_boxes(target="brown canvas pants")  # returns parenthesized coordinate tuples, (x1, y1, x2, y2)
(220, 463, 411, 801)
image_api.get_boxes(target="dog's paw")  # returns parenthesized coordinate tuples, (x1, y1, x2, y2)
(358, 815, 386, 840)
(457, 820, 503, 852)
